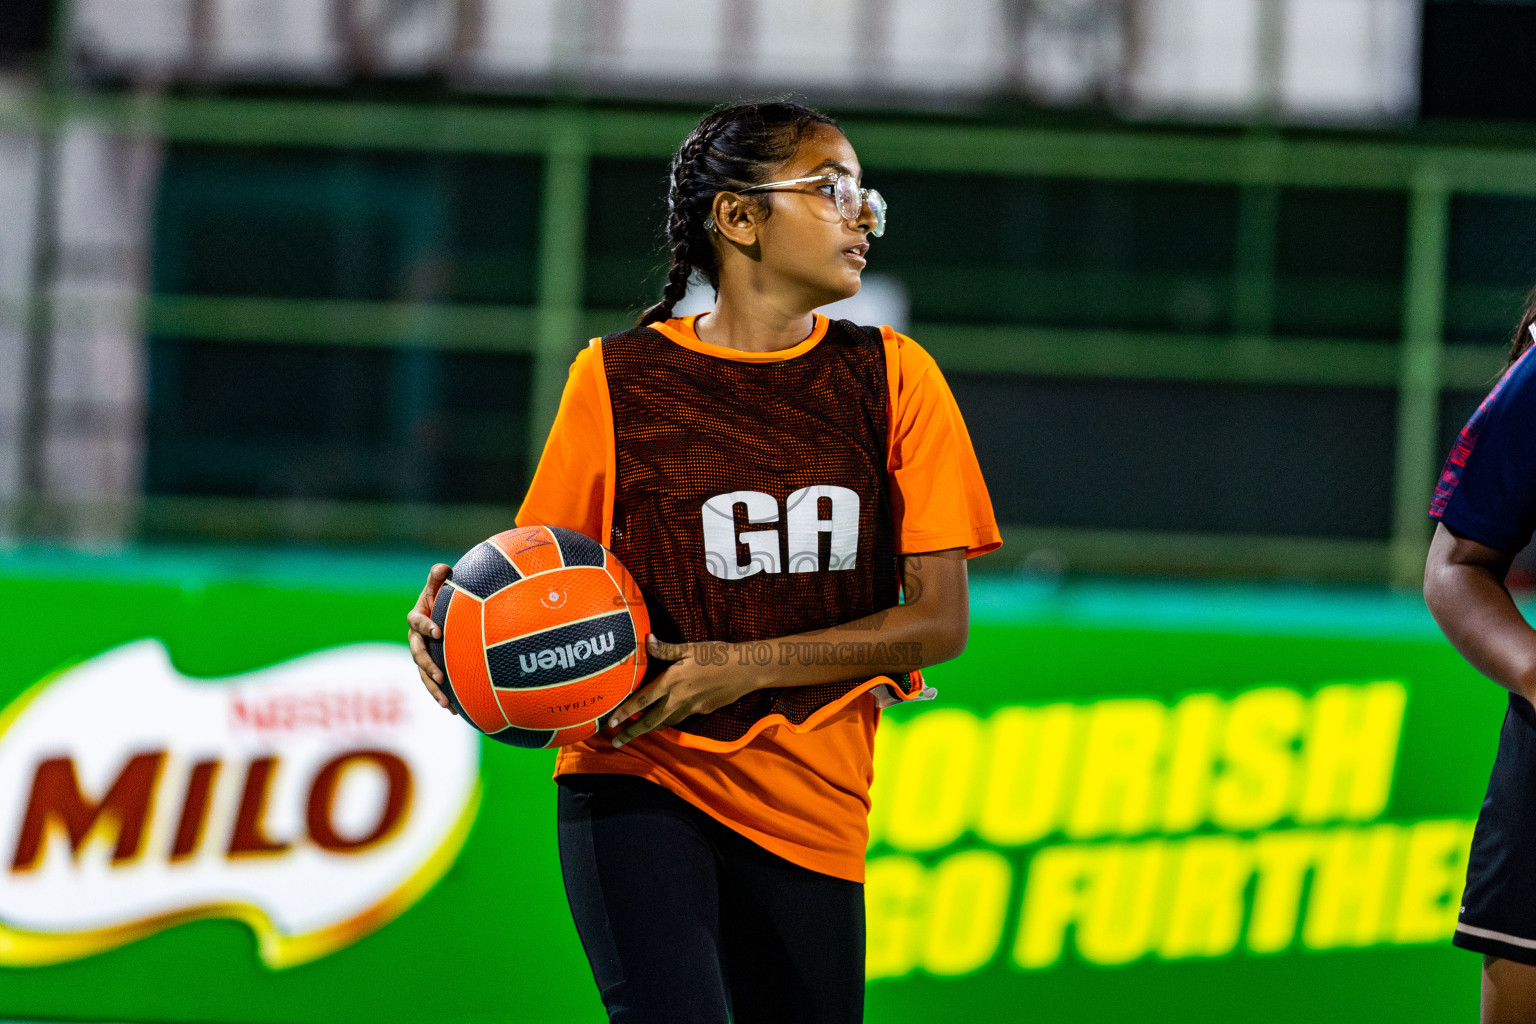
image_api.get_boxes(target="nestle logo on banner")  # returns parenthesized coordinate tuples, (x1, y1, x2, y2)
(230, 691, 407, 732)
(519, 632, 615, 674)
(0, 640, 480, 969)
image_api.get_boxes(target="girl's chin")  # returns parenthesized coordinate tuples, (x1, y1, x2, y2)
(788, 269, 860, 309)
(820, 284, 861, 307)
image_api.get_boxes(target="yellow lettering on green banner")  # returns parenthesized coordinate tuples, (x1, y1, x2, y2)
(1247, 830, 1315, 953)
(1067, 700, 1166, 839)
(1013, 844, 1089, 969)
(1297, 682, 1407, 824)
(885, 710, 982, 853)
(1211, 687, 1304, 832)
(977, 704, 1078, 847)
(1160, 693, 1224, 834)
(1158, 834, 1252, 959)
(1303, 825, 1403, 949)
(867, 718, 901, 849)
(1077, 841, 1166, 966)
(922, 850, 1013, 976)
(865, 855, 926, 980)
(1392, 819, 1474, 944)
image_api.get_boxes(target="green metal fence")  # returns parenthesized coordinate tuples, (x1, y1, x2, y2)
(4, 92, 1532, 584)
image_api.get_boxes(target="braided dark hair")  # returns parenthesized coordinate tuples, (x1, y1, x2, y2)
(636, 101, 840, 326)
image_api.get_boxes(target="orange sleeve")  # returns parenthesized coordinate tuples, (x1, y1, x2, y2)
(884, 329, 1003, 558)
(514, 341, 612, 542)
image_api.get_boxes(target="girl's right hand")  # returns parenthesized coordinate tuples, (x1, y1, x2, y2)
(406, 563, 456, 713)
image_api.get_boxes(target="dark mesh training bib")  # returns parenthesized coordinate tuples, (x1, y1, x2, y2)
(601, 319, 909, 745)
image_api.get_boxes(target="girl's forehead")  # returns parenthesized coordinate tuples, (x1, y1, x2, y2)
(782, 128, 861, 177)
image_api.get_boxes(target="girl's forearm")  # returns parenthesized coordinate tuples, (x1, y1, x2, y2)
(704, 600, 965, 691)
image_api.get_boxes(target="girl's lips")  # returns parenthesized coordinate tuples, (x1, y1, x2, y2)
(843, 250, 867, 267)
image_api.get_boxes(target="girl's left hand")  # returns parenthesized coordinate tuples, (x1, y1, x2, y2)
(604, 635, 756, 747)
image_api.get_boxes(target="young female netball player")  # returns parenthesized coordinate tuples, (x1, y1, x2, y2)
(406, 100, 1000, 1023)
(1426, 294, 1536, 1024)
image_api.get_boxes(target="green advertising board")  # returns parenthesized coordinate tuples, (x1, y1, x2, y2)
(0, 549, 1502, 1022)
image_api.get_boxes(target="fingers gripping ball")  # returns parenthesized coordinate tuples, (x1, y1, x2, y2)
(425, 526, 650, 749)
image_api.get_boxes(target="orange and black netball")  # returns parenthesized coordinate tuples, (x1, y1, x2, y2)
(426, 525, 650, 748)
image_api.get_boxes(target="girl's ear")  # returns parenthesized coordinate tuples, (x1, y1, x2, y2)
(711, 191, 760, 247)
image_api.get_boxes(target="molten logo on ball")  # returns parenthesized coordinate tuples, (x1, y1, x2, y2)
(518, 631, 617, 675)
(0, 640, 479, 969)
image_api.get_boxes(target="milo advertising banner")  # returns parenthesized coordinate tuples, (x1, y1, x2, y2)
(0, 640, 478, 970)
(0, 551, 1503, 1022)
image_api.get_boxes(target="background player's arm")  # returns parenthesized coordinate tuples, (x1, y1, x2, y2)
(606, 547, 969, 747)
(1424, 522, 1536, 702)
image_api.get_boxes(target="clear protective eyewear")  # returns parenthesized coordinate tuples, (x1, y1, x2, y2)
(737, 172, 886, 238)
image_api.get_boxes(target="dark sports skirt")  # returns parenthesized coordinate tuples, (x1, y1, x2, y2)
(1454, 694, 1536, 966)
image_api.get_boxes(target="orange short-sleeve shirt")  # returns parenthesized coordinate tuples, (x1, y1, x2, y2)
(517, 313, 1000, 881)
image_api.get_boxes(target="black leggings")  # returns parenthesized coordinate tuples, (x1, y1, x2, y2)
(556, 773, 865, 1024)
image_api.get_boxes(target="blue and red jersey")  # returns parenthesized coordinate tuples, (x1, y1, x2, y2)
(1432, 345, 1536, 552)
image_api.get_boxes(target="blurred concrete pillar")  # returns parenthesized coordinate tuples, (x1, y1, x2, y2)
(1123, 0, 1262, 117)
(884, 0, 1009, 94)
(71, 0, 197, 77)
(1012, 0, 1129, 105)
(30, 125, 161, 543)
(1123, 0, 1419, 123)
(1280, 0, 1419, 121)
(748, 0, 861, 89)
(211, 0, 340, 77)
(335, 0, 458, 76)
(470, 0, 561, 80)
(450, 0, 486, 75)
(0, 131, 41, 534)
(605, 0, 727, 85)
